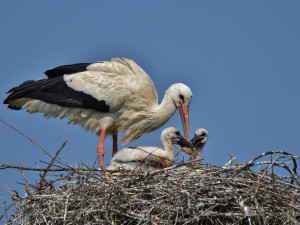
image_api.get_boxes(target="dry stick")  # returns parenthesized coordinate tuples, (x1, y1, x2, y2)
(250, 161, 300, 187)
(8, 161, 299, 224)
(39, 160, 66, 170)
(260, 155, 299, 185)
(235, 151, 299, 184)
(19, 163, 32, 196)
(0, 164, 103, 173)
(222, 157, 237, 168)
(0, 118, 52, 159)
(39, 159, 84, 175)
(247, 169, 300, 190)
(0, 118, 73, 170)
(233, 158, 300, 189)
(0, 202, 14, 222)
(0, 164, 70, 172)
(63, 193, 71, 224)
(38, 141, 68, 191)
(258, 156, 281, 184)
(148, 159, 203, 176)
(236, 151, 298, 174)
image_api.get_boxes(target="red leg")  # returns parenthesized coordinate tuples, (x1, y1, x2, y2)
(97, 127, 106, 169)
(112, 133, 118, 156)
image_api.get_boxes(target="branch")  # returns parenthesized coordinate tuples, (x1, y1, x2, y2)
(234, 150, 299, 184)
(38, 141, 68, 190)
(0, 118, 53, 159)
(0, 164, 101, 172)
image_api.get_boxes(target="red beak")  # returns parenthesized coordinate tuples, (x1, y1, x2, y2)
(178, 104, 190, 140)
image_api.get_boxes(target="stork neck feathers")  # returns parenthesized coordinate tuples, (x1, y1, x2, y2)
(152, 88, 177, 126)
(161, 138, 175, 160)
(194, 143, 206, 160)
(120, 84, 191, 144)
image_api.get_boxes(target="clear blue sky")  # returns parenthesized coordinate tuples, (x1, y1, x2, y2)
(0, 0, 299, 214)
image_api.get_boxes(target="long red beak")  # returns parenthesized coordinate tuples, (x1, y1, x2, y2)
(178, 104, 190, 140)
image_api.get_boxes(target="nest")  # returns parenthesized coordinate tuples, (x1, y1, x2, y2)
(2, 150, 300, 225)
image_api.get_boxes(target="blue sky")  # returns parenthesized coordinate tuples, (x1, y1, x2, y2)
(0, 1, 299, 216)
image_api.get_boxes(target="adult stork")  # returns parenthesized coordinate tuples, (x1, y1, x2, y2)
(107, 127, 192, 172)
(4, 58, 193, 169)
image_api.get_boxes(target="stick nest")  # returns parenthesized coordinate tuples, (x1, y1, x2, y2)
(4, 153, 300, 225)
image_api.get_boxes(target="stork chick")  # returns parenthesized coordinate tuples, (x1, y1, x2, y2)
(186, 128, 208, 168)
(107, 127, 192, 172)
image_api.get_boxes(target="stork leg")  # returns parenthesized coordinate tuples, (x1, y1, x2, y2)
(112, 133, 118, 156)
(97, 127, 106, 169)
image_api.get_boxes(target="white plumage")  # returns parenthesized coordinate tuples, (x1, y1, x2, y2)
(4, 58, 193, 169)
(107, 127, 193, 172)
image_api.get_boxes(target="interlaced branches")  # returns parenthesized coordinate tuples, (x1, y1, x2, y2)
(1, 150, 299, 224)
(0, 118, 299, 224)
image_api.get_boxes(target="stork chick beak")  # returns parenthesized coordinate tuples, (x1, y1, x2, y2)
(178, 104, 190, 140)
(177, 136, 193, 149)
(177, 135, 195, 155)
(191, 135, 205, 147)
(178, 146, 196, 155)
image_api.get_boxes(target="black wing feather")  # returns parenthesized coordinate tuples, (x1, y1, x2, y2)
(4, 76, 110, 112)
(44, 63, 92, 78)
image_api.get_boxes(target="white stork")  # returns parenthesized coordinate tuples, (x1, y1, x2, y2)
(4, 58, 193, 169)
(107, 127, 192, 172)
(188, 128, 209, 166)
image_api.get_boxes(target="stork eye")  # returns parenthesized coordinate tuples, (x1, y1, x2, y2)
(200, 133, 207, 137)
(175, 131, 180, 135)
(179, 94, 184, 101)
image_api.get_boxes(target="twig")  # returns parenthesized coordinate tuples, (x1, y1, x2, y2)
(0, 118, 53, 159)
(250, 161, 300, 187)
(0, 202, 13, 222)
(247, 170, 300, 190)
(19, 164, 32, 196)
(1, 142, 299, 224)
(236, 151, 299, 176)
(38, 141, 67, 191)
(148, 159, 203, 176)
(63, 193, 71, 224)
(222, 157, 237, 168)
(0, 164, 67, 171)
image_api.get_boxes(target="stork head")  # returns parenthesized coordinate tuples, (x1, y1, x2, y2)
(161, 127, 193, 148)
(168, 83, 193, 140)
(191, 128, 209, 147)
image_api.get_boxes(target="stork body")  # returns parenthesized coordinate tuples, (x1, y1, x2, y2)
(4, 58, 193, 169)
(107, 127, 192, 172)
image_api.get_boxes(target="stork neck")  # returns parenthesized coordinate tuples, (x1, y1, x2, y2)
(195, 145, 204, 160)
(153, 93, 177, 125)
(162, 140, 175, 160)
(190, 143, 205, 161)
